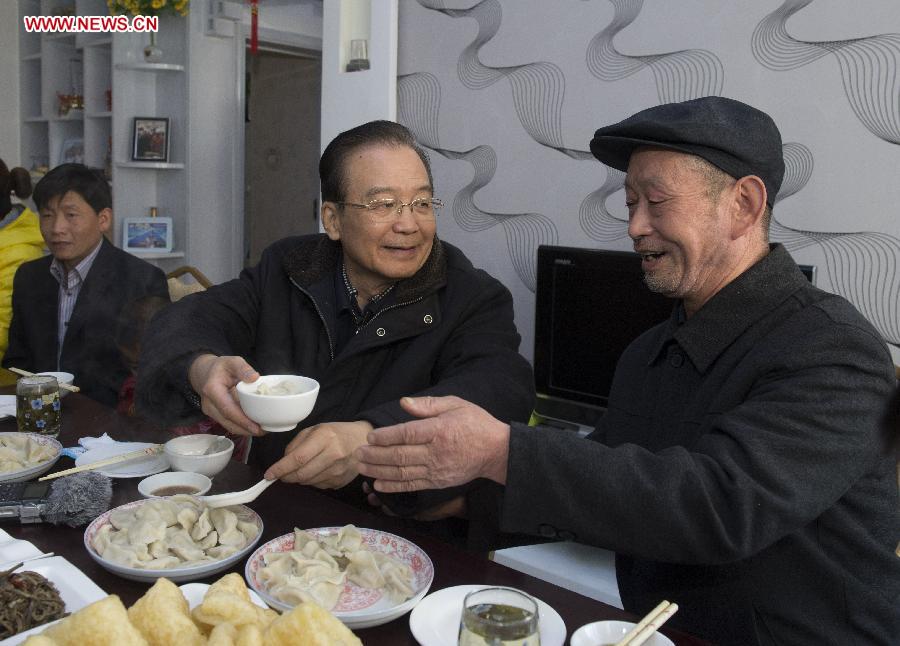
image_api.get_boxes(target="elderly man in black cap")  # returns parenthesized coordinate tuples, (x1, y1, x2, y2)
(357, 97, 900, 645)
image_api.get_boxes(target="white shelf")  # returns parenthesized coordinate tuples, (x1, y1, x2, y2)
(84, 37, 113, 48)
(114, 62, 185, 73)
(116, 161, 185, 170)
(22, 53, 41, 61)
(126, 250, 185, 260)
(50, 113, 84, 122)
(24, 116, 49, 123)
(43, 33, 75, 42)
(86, 111, 112, 118)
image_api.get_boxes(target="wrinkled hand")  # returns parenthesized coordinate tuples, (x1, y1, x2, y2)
(362, 482, 468, 521)
(188, 354, 262, 436)
(265, 421, 373, 490)
(356, 396, 510, 494)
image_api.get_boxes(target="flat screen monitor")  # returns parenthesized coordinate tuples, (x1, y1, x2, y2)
(532, 245, 816, 427)
(533, 246, 673, 427)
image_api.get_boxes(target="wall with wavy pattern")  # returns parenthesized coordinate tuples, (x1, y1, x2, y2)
(397, 0, 900, 364)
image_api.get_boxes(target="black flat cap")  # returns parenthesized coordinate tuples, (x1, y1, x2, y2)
(590, 96, 784, 206)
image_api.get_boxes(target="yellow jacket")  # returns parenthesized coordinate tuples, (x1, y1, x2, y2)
(0, 207, 46, 368)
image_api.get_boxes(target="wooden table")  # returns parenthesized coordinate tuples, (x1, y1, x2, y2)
(0, 393, 708, 645)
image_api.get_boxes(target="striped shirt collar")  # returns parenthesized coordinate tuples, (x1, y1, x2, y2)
(49, 238, 104, 288)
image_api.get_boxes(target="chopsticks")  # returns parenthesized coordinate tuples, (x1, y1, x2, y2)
(615, 600, 679, 646)
(38, 445, 163, 481)
(8, 367, 80, 393)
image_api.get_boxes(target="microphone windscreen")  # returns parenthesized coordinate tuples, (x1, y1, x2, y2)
(42, 472, 113, 527)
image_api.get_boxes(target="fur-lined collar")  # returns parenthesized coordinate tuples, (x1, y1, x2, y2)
(282, 234, 447, 302)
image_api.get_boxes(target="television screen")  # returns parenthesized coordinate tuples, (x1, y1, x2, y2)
(533, 246, 817, 427)
(533, 246, 673, 426)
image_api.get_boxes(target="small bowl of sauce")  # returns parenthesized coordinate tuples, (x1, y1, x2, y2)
(138, 471, 212, 499)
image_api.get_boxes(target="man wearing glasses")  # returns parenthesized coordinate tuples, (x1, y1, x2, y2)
(137, 121, 533, 537)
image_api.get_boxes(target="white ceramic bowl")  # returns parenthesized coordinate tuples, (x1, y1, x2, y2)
(84, 498, 263, 583)
(570, 620, 675, 646)
(235, 375, 320, 433)
(164, 434, 234, 477)
(137, 471, 212, 498)
(36, 371, 75, 397)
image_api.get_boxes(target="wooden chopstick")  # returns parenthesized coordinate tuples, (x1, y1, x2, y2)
(39, 445, 163, 481)
(615, 600, 679, 646)
(8, 367, 81, 393)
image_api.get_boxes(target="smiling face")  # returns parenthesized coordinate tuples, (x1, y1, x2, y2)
(322, 144, 436, 300)
(38, 190, 110, 271)
(625, 148, 755, 315)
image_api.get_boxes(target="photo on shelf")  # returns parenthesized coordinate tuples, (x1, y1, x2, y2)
(122, 216, 174, 253)
(59, 137, 84, 165)
(131, 117, 170, 162)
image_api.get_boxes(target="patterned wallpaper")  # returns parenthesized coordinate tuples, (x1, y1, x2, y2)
(396, 0, 900, 363)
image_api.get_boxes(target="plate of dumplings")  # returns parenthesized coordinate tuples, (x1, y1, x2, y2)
(83, 495, 263, 582)
(245, 524, 434, 629)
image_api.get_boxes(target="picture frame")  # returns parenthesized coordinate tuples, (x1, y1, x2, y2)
(122, 216, 174, 253)
(131, 117, 169, 162)
(59, 137, 84, 165)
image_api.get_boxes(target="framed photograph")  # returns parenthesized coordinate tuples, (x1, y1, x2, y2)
(122, 216, 174, 253)
(59, 137, 84, 165)
(131, 117, 169, 162)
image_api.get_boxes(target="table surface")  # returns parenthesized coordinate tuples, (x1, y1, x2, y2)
(0, 392, 708, 645)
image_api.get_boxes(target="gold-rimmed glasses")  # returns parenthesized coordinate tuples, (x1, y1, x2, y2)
(336, 197, 443, 223)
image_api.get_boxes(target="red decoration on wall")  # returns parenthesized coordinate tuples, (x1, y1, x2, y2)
(250, 0, 259, 55)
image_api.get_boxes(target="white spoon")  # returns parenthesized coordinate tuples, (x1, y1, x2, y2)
(199, 478, 276, 508)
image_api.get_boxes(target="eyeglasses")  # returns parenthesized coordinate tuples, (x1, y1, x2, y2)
(336, 197, 443, 222)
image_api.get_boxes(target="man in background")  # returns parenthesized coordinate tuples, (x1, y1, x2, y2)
(357, 98, 900, 644)
(3, 163, 169, 406)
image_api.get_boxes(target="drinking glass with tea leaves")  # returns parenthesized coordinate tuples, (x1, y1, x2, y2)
(458, 586, 540, 645)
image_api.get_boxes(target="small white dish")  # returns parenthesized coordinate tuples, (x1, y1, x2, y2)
(245, 526, 433, 629)
(0, 556, 107, 645)
(570, 620, 675, 646)
(137, 471, 212, 498)
(164, 434, 233, 477)
(75, 441, 168, 479)
(35, 371, 75, 398)
(409, 584, 566, 646)
(235, 375, 319, 432)
(84, 499, 263, 583)
(0, 433, 62, 483)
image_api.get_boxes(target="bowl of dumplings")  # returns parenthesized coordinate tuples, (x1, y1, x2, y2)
(0, 432, 62, 483)
(245, 524, 434, 629)
(235, 375, 320, 433)
(84, 495, 263, 583)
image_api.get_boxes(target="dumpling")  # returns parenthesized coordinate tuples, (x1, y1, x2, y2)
(206, 544, 241, 560)
(128, 518, 167, 546)
(237, 520, 259, 539)
(103, 542, 143, 568)
(176, 507, 199, 534)
(109, 507, 137, 530)
(320, 525, 363, 555)
(373, 552, 414, 602)
(210, 508, 238, 535)
(346, 550, 385, 589)
(191, 509, 214, 541)
(148, 539, 169, 559)
(210, 508, 245, 547)
(198, 530, 219, 550)
(169, 532, 207, 562)
(144, 555, 181, 569)
(92, 524, 115, 554)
